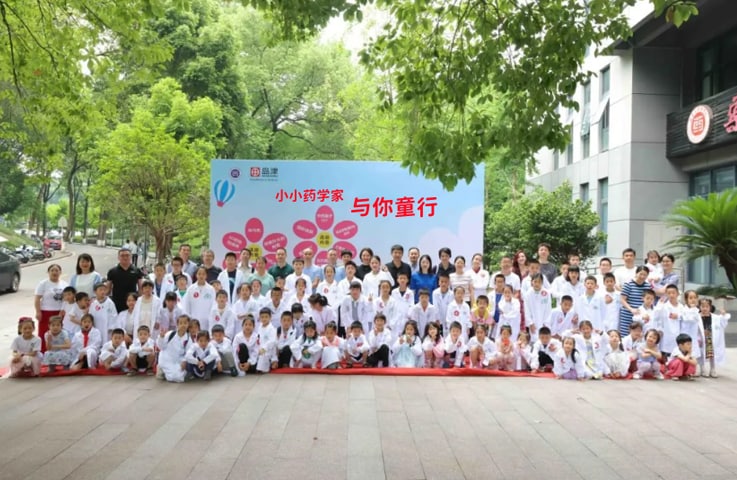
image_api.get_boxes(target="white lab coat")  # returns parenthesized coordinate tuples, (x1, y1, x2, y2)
(129, 337, 156, 357)
(208, 306, 238, 339)
(182, 283, 216, 329)
(217, 269, 246, 305)
(157, 304, 185, 333)
(444, 335, 467, 367)
(71, 327, 102, 368)
(339, 295, 373, 333)
(132, 295, 162, 336)
(99, 341, 128, 368)
(408, 303, 440, 339)
(89, 297, 118, 342)
(529, 338, 562, 370)
(157, 330, 189, 382)
(553, 348, 585, 379)
(392, 335, 423, 367)
(701, 313, 730, 365)
(575, 294, 607, 333)
(467, 336, 497, 367)
(495, 298, 521, 341)
(290, 335, 322, 367)
(523, 288, 552, 341)
(549, 308, 578, 337)
(573, 333, 610, 377)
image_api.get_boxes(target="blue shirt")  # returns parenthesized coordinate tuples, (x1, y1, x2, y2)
(303, 265, 323, 282)
(410, 272, 437, 303)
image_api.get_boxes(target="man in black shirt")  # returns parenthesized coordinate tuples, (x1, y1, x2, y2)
(201, 249, 222, 284)
(106, 248, 144, 312)
(385, 244, 412, 289)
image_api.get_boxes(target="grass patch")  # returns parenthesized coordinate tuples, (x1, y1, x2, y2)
(0, 226, 38, 248)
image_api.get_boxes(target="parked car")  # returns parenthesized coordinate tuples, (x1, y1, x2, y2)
(44, 235, 63, 250)
(0, 249, 21, 293)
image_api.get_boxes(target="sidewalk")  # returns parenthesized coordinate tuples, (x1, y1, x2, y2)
(2, 354, 737, 480)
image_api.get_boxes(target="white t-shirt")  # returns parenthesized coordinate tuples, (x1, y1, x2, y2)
(73, 273, 97, 297)
(11, 335, 41, 353)
(35, 279, 69, 311)
(614, 266, 636, 288)
(491, 271, 521, 293)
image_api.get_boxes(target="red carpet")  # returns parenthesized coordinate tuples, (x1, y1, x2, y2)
(270, 366, 556, 377)
(0, 366, 126, 377)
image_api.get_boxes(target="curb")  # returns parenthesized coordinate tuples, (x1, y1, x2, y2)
(20, 250, 73, 268)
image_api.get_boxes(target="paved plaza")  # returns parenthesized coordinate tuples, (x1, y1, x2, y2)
(2, 363, 737, 480)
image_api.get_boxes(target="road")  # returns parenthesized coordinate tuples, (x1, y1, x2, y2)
(0, 244, 120, 363)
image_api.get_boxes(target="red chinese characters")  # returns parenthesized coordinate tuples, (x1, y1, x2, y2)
(725, 95, 737, 134)
(350, 196, 438, 218)
(275, 188, 344, 203)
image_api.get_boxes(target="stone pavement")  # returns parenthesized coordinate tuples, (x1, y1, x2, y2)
(2, 358, 737, 480)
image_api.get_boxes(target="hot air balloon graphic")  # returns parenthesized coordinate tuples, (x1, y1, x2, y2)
(213, 179, 236, 207)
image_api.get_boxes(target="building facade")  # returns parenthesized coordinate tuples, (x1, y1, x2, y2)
(528, 0, 737, 288)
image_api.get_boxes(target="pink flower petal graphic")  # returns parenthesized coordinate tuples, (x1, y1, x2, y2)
(315, 205, 335, 230)
(222, 232, 247, 252)
(264, 254, 277, 267)
(263, 232, 288, 252)
(332, 220, 358, 240)
(245, 218, 264, 243)
(293, 240, 318, 258)
(315, 250, 329, 266)
(293, 220, 318, 239)
(333, 241, 357, 258)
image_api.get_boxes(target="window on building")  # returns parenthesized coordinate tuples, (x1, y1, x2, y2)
(553, 151, 559, 170)
(687, 165, 737, 283)
(583, 82, 591, 109)
(600, 104, 609, 152)
(698, 27, 737, 100)
(580, 183, 589, 203)
(600, 66, 610, 97)
(582, 133, 590, 158)
(566, 142, 573, 165)
(598, 178, 608, 255)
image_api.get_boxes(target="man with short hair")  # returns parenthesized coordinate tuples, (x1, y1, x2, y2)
(168, 243, 198, 278)
(107, 248, 144, 313)
(385, 245, 412, 289)
(201, 249, 222, 283)
(268, 247, 294, 280)
(614, 248, 637, 290)
(335, 250, 353, 282)
(302, 248, 323, 289)
(537, 243, 557, 284)
(408, 247, 421, 274)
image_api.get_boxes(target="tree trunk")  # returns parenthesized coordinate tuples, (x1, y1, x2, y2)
(719, 257, 737, 292)
(152, 227, 170, 263)
(66, 175, 76, 242)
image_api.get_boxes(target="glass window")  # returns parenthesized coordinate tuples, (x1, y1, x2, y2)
(692, 171, 711, 197)
(566, 142, 573, 165)
(697, 26, 737, 99)
(598, 178, 608, 255)
(714, 166, 735, 192)
(580, 183, 589, 203)
(600, 105, 609, 152)
(600, 67, 610, 97)
(582, 133, 590, 158)
(553, 151, 559, 170)
(583, 82, 591, 109)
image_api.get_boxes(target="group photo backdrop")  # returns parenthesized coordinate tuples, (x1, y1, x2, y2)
(210, 160, 484, 266)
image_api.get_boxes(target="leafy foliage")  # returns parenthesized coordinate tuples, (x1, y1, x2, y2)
(486, 182, 605, 266)
(91, 78, 222, 261)
(664, 190, 737, 291)
(0, 142, 25, 216)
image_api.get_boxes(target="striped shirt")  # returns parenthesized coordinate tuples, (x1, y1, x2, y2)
(618, 280, 650, 336)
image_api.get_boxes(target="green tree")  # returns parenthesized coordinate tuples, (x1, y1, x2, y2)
(91, 78, 222, 261)
(244, 0, 699, 188)
(486, 182, 605, 265)
(0, 142, 25, 216)
(664, 190, 737, 292)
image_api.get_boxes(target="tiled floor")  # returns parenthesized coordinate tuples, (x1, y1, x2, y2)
(2, 357, 737, 480)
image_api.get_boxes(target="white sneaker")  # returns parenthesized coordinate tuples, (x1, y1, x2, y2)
(653, 371, 664, 380)
(633, 373, 642, 379)
(709, 368, 718, 378)
(237, 371, 245, 377)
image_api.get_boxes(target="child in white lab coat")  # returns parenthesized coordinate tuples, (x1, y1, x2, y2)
(320, 321, 345, 369)
(573, 320, 609, 379)
(290, 320, 322, 369)
(208, 290, 238, 339)
(344, 321, 369, 367)
(255, 307, 277, 373)
(89, 283, 117, 343)
(185, 330, 219, 381)
(468, 324, 497, 369)
(71, 314, 102, 371)
(210, 324, 237, 376)
(100, 328, 128, 371)
(127, 325, 156, 375)
(444, 321, 467, 368)
(553, 336, 585, 380)
(157, 315, 191, 383)
(604, 330, 630, 378)
(273, 311, 298, 369)
(698, 298, 730, 378)
(366, 313, 392, 368)
(233, 315, 259, 375)
(496, 285, 521, 342)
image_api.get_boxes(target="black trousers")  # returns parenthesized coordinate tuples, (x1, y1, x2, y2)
(538, 351, 554, 368)
(277, 347, 292, 367)
(237, 344, 257, 373)
(366, 344, 390, 367)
